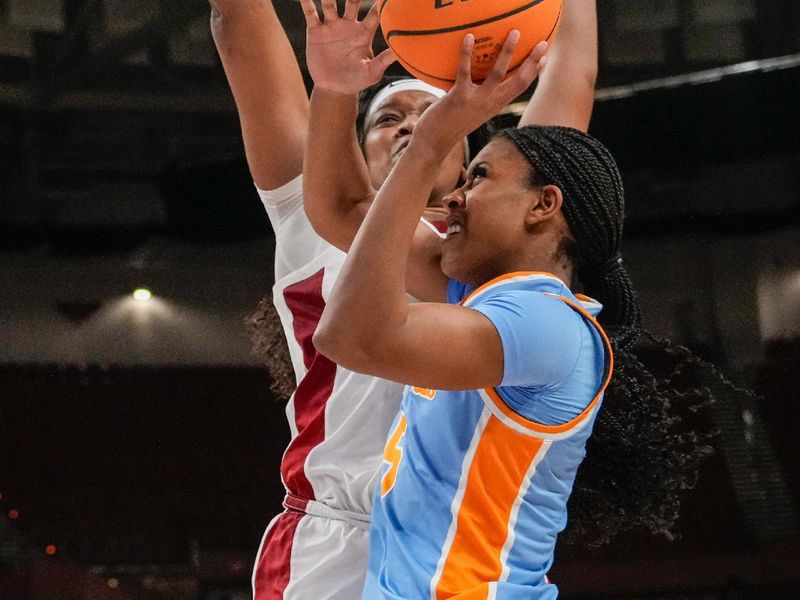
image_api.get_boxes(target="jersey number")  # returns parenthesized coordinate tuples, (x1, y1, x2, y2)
(381, 414, 408, 497)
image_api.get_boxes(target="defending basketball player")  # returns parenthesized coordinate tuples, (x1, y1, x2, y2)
(210, 0, 599, 598)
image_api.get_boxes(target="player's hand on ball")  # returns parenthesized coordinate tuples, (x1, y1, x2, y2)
(300, 0, 397, 94)
(415, 31, 548, 153)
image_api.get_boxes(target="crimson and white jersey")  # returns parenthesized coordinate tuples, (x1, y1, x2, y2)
(258, 174, 406, 516)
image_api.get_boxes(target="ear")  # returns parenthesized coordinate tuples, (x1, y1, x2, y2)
(525, 184, 564, 228)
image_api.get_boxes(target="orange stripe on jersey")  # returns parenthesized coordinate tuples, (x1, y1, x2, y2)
(434, 416, 547, 599)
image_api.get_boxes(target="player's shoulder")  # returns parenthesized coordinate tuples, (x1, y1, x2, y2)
(256, 173, 304, 208)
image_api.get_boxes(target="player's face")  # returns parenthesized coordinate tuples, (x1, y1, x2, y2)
(362, 90, 465, 206)
(441, 138, 538, 285)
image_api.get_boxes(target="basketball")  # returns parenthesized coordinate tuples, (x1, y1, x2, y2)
(379, 0, 563, 90)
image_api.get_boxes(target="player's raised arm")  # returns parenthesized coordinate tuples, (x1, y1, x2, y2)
(519, 0, 597, 131)
(299, 0, 452, 302)
(299, 0, 394, 249)
(210, 0, 309, 189)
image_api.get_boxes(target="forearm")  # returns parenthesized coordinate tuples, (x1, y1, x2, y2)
(314, 137, 446, 369)
(210, 0, 308, 188)
(303, 87, 376, 251)
(519, 0, 597, 130)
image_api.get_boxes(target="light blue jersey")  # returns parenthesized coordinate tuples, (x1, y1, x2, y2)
(364, 272, 613, 600)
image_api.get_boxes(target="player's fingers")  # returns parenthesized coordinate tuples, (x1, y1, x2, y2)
(499, 42, 547, 97)
(320, 0, 339, 22)
(343, 0, 361, 20)
(455, 34, 475, 87)
(369, 48, 397, 83)
(528, 40, 549, 66)
(511, 41, 547, 83)
(362, 1, 382, 34)
(486, 29, 520, 85)
(298, 0, 322, 27)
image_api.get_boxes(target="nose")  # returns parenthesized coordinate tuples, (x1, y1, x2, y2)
(445, 190, 465, 211)
(398, 114, 419, 136)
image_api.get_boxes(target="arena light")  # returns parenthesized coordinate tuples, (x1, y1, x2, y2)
(132, 288, 152, 302)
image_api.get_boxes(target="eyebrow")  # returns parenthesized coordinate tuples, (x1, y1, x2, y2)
(368, 102, 401, 125)
(468, 161, 489, 176)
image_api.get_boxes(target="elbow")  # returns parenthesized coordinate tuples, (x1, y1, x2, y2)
(313, 320, 355, 368)
(209, 2, 226, 33)
(208, 0, 230, 13)
(302, 195, 357, 253)
(312, 322, 341, 364)
(208, 0, 242, 30)
(313, 320, 378, 375)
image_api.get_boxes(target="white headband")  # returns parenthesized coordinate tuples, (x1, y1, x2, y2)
(364, 79, 446, 124)
(364, 79, 470, 165)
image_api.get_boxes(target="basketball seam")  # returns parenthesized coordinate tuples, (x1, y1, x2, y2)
(384, 0, 548, 38)
(394, 50, 528, 85)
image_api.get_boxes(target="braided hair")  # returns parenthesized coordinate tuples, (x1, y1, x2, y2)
(503, 125, 641, 349)
(503, 125, 714, 545)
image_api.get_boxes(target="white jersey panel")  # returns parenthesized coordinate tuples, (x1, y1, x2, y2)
(259, 175, 334, 283)
(257, 177, 404, 515)
(309, 365, 405, 514)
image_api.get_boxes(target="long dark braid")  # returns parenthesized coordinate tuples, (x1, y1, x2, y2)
(503, 125, 714, 545)
(504, 125, 641, 350)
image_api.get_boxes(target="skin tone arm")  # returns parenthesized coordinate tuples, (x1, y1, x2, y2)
(210, 0, 309, 189)
(519, 0, 598, 130)
(300, 0, 450, 302)
(313, 36, 547, 390)
(299, 0, 394, 245)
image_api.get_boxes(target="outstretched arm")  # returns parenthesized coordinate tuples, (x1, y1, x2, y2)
(298, 0, 390, 251)
(519, 0, 598, 131)
(300, 0, 449, 302)
(314, 35, 547, 389)
(210, 0, 309, 190)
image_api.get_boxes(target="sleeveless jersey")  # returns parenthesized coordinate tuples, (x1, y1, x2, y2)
(363, 273, 613, 600)
(258, 175, 405, 515)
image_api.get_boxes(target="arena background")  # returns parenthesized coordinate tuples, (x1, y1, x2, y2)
(1, 1, 799, 598)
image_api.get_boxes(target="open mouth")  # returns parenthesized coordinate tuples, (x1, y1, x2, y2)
(446, 216, 463, 237)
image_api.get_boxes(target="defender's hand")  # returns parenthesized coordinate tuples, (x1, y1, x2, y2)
(299, 0, 397, 94)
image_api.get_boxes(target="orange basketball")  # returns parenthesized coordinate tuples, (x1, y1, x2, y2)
(379, 0, 563, 90)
